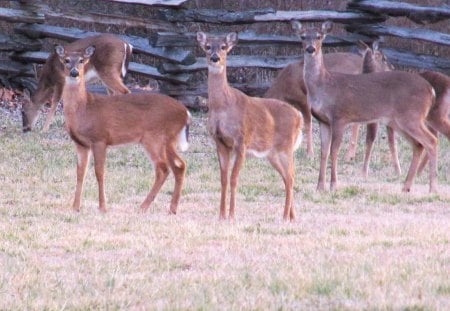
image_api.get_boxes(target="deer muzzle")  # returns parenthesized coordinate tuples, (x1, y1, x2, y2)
(210, 54, 220, 63)
(70, 68, 79, 78)
(305, 46, 316, 54)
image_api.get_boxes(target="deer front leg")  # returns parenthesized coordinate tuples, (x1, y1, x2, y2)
(166, 145, 187, 215)
(344, 124, 360, 161)
(317, 122, 332, 191)
(362, 122, 379, 178)
(92, 143, 108, 213)
(330, 122, 345, 191)
(229, 145, 246, 221)
(73, 144, 91, 212)
(387, 126, 401, 177)
(42, 88, 63, 132)
(216, 142, 231, 220)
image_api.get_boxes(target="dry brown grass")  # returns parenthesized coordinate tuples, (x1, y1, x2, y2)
(0, 109, 449, 309)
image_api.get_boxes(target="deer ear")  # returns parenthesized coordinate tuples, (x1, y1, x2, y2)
(55, 45, 65, 58)
(356, 40, 370, 55)
(372, 40, 380, 52)
(226, 32, 238, 50)
(84, 45, 95, 58)
(196, 31, 207, 47)
(321, 21, 333, 34)
(291, 20, 302, 32)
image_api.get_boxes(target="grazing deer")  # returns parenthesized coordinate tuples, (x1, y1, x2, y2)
(265, 52, 362, 158)
(56, 44, 190, 214)
(197, 31, 303, 221)
(22, 34, 132, 132)
(292, 21, 438, 193)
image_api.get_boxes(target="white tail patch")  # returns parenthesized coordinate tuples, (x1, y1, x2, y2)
(294, 133, 303, 151)
(121, 43, 132, 77)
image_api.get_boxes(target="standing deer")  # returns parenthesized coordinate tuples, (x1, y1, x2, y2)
(265, 52, 363, 158)
(55, 44, 190, 214)
(22, 34, 132, 132)
(292, 21, 438, 193)
(197, 31, 303, 221)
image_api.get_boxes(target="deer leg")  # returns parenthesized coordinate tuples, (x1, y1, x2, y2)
(344, 124, 360, 162)
(42, 89, 62, 132)
(216, 142, 231, 220)
(387, 126, 401, 177)
(417, 128, 437, 176)
(166, 145, 186, 215)
(72, 144, 91, 212)
(301, 105, 314, 158)
(100, 73, 130, 95)
(317, 122, 332, 191)
(362, 122, 378, 178)
(229, 146, 246, 221)
(92, 143, 108, 213)
(268, 152, 295, 222)
(140, 145, 170, 212)
(330, 122, 346, 191)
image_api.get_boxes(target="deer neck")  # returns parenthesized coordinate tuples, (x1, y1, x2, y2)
(303, 49, 329, 89)
(62, 77, 88, 125)
(207, 65, 233, 109)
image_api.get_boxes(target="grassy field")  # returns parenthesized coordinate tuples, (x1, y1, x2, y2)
(0, 108, 449, 310)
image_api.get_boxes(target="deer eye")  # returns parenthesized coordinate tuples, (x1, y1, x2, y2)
(205, 45, 211, 51)
(300, 35, 306, 40)
(64, 59, 70, 64)
(220, 45, 227, 50)
(79, 59, 84, 64)
(316, 34, 321, 40)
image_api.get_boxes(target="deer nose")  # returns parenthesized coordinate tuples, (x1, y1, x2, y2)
(70, 68, 79, 78)
(210, 54, 220, 63)
(306, 46, 316, 54)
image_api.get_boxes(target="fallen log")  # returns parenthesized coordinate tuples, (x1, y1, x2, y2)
(0, 7, 44, 23)
(348, 0, 450, 24)
(0, 33, 42, 51)
(162, 8, 385, 24)
(347, 24, 450, 47)
(11, 51, 192, 84)
(110, 0, 190, 7)
(14, 23, 196, 65)
(383, 48, 450, 74)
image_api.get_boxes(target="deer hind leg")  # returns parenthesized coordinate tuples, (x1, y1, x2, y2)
(229, 145, 246, 221)
(387, 126, 401, 177)
(268, 152, 295, 222)
(344, 124, 360, 162)
(73, 144, 91, 212)
(216, 142, 231, 220)
(166, 144, 186, 215)
(317, 122, 332, 191)
(362, 122, 378, 178)
(100, 72, 130, 95)
(140, 144, 170, 212)
(330, 122, 346, 191)
(92, 143, 108, 213)
(417, 128, 437, 176)
(299, 102, 314, 158)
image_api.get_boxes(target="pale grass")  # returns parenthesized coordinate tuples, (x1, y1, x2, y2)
(0, 111, 449, 310)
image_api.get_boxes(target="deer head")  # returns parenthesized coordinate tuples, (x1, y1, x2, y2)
(196, 32, 238, 74)
(357, 40, 394, 73)
(291, 21, 333, 56)
(55, 45, 96, 83)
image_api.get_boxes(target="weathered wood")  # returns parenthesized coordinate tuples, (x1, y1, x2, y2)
(14, 23, 196, 65)
(162, 8, 385, 24)
(11, 51, 191, 84)
(0, 33, 42, 51)
(348, 0, 450, 24)
(110, 0, 190, 7)
(0, 61, 34, 77)
(383, 48, 450, 75)
(347, 24, 450, 47)
(160, 55, 302, 74)
(0, 7, 44, 23)
(150, 31, 371, 47)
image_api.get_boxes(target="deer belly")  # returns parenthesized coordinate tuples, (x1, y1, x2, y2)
(247, 149, 270, 158)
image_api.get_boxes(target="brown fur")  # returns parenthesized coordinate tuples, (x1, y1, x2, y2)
(197, 32, 303, 221)
(265, 52, 362, 157)
(293, 21, 438, 193)
(57, 45, 189, 214)
(22, 34, 132, 132)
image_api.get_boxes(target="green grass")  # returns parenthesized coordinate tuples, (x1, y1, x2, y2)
(0, 110, 449, 309)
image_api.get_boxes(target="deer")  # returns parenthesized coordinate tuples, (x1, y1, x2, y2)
(350, 42, 450, 178)
(197, 31, 303, 221)
(22, 34, 133, 133)
(292, 21, 438, 193)
(55, 44, 190, 214)
(265, 52, 363, 158)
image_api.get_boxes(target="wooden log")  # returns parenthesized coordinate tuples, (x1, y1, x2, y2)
(110, 0, 190, 7)
(11, 51, 191, 84)
(162, 8, 385, 24)
(160, 55, 302, 74)
(383, 48, 450, 75)
(0, 33, 42, 51)
(14, 23, 196, 65)
(0, 7, 44, 23)
(347, 24, 450, 47)
(348, 0, 450, 24)
(0, 61, 34, 77)
(150, 31, 371, 47)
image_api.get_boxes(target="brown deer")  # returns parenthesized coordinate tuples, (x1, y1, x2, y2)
(197, 31, 303, 221)
(22, 34, 132, 132)
(265, 52, 362, 158)
(55, 44, 190, 214)
(292, 21, 438, 193)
